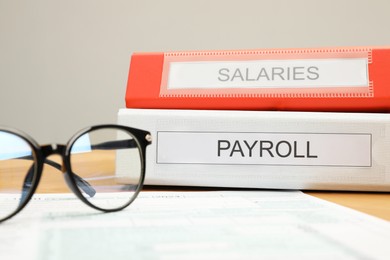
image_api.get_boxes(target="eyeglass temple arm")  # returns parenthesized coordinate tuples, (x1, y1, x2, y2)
(42, 159, 96, 197)
(19, 156, 96, 204)
(19, 138, 136, 203)
(90, 139, 138, 150)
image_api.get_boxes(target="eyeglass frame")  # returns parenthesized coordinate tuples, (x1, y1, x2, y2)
(0, 124, 152, 223)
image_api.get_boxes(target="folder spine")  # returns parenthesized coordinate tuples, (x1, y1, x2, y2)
(125, 46, 390, 112)
(117, 109, 390, 192)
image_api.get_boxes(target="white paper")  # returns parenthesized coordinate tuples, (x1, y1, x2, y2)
(0, 191, 389, 260)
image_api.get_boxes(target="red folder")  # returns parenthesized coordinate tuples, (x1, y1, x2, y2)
(125, 46, 390, 112)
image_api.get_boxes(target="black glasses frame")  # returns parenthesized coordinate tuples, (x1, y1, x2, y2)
(0, 124, 151, 223)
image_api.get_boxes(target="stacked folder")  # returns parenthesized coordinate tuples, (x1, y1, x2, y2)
(117, 46, 390, 191)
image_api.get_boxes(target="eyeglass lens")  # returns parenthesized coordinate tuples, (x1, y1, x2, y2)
(0, 127, 144, 221)
(69, 128, 143, 210)
(0, 131, 37, 220)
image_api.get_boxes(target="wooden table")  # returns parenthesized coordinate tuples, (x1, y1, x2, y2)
(307, 191, 390, 221)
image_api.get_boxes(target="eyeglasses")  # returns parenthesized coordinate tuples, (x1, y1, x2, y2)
(0, 124, 151, 223)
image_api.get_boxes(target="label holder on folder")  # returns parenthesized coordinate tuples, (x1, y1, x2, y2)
(159, 48, 373, 98)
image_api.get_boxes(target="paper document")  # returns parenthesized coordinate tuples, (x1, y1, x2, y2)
(1, 191, 389, 259)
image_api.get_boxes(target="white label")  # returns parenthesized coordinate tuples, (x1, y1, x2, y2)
(157, 132, 371, 167)
(167, 58, 368, 89)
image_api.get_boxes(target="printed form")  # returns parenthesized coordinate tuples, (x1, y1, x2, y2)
(1, 190, 389, 260)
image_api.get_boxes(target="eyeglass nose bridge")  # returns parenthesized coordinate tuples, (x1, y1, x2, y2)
(40, 144, 67, 171)
(41, 144, 66, 156)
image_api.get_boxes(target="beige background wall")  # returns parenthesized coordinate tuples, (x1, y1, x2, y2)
(1, 0, 390, 143)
